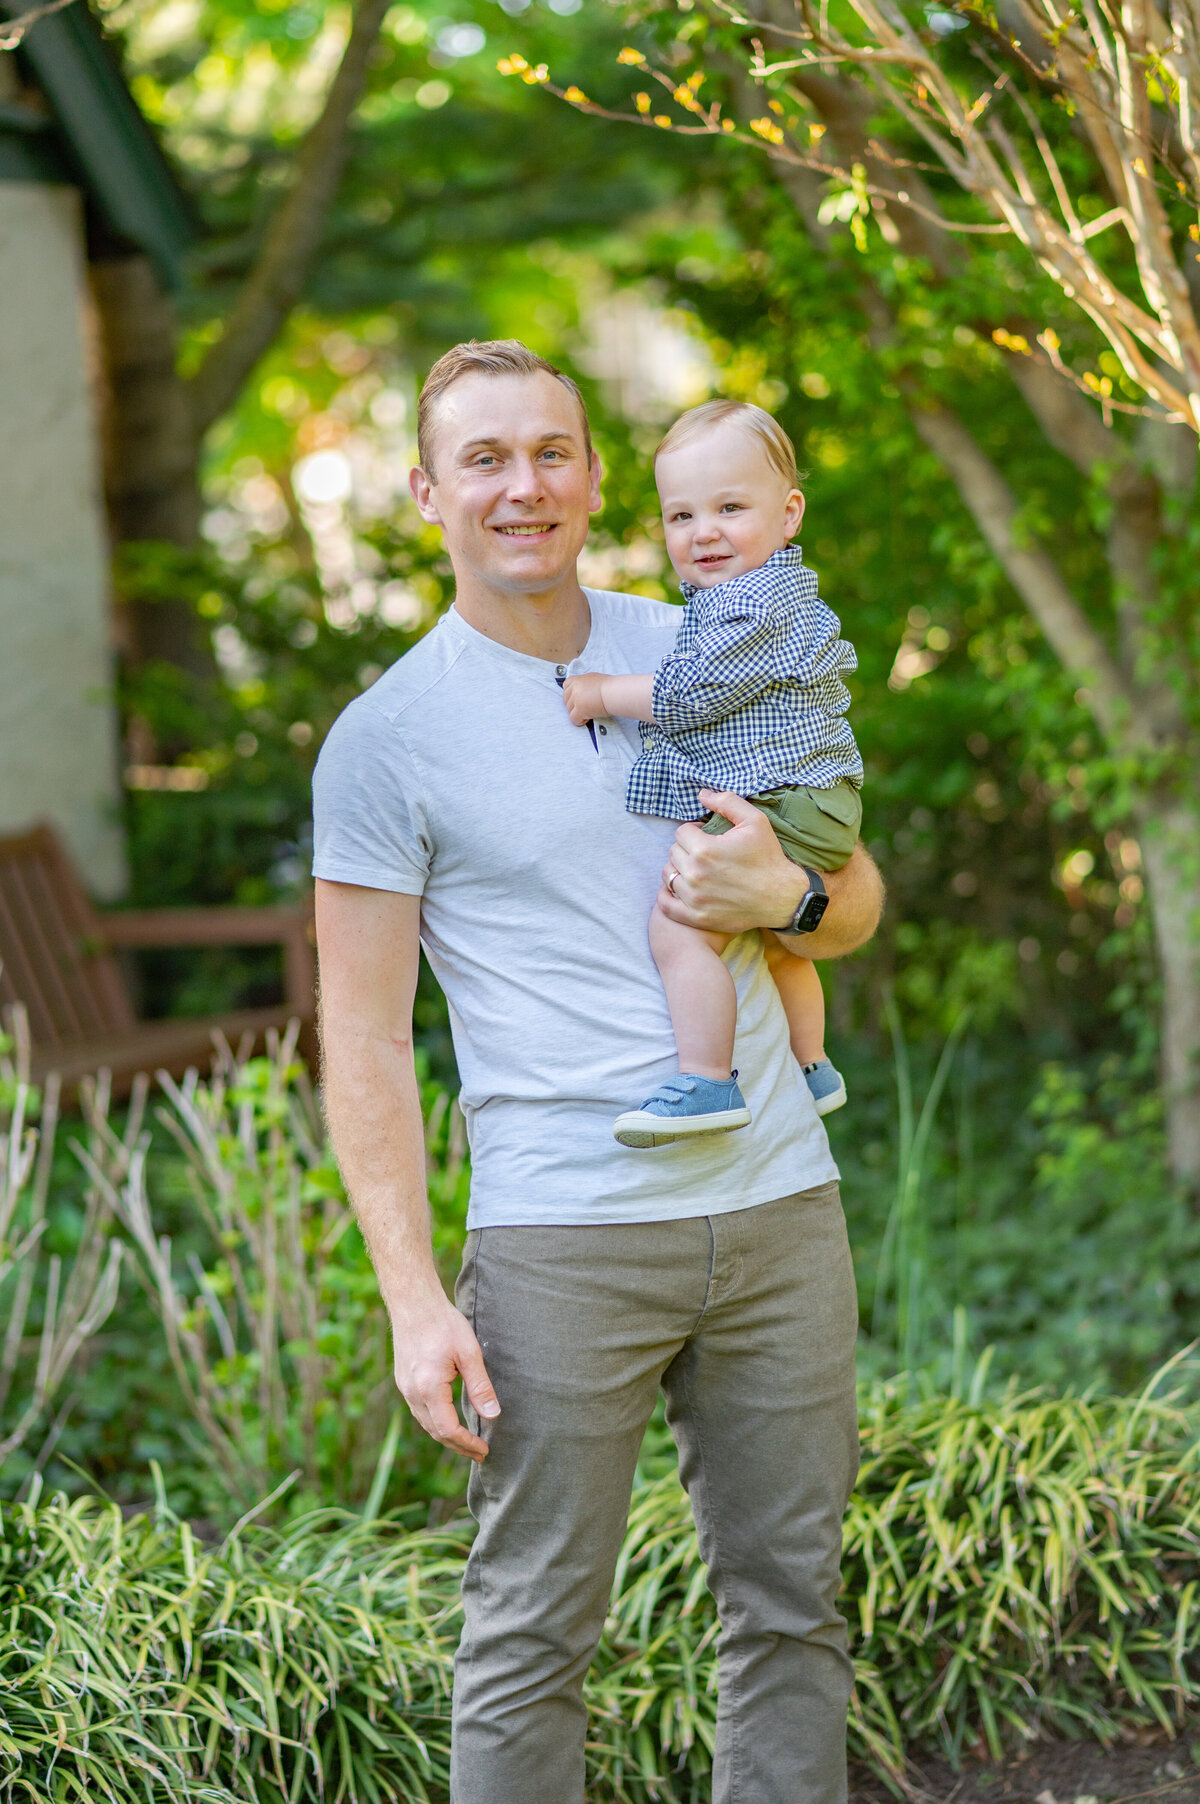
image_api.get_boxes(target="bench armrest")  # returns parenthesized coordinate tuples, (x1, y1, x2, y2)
(100, 906, 316, 1017)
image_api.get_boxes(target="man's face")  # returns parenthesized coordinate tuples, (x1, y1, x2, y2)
(410, 371, 602, 599)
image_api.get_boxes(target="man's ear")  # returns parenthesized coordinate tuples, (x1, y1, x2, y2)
(588, 451, 604, 516)
(410, 464, 442, 524)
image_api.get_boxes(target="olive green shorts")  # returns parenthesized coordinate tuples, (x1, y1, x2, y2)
(702, 778, 862, 871)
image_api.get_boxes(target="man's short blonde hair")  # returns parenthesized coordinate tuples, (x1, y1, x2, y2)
(655, 399, 800, 488)
(417, 339, 593, 479)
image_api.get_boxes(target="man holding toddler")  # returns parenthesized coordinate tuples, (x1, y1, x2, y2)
(313, 338, 883, 1804)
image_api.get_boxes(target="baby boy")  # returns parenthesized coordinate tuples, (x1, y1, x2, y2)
(564, 399, 864, 1148)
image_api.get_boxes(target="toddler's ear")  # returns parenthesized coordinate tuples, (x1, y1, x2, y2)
(785, 489, 806, 538)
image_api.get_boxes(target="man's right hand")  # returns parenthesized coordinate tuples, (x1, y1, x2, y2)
(390, 1291, 501, 1462)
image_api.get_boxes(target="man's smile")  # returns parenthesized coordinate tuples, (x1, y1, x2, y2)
(494, 522, 557, 537)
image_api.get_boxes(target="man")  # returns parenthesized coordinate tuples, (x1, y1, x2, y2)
(313, 339, 883, 1804)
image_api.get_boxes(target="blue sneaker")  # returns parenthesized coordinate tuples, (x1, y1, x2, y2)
(614, 1073, 751, 1149)
(803, 1058, 847, 1117)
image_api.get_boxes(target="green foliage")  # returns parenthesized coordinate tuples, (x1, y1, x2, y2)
(0, 1488, 464, 1802)
(0, 1042, 469, 1523)
(834, 1028, 1198, 1394)
(73, 1038, 469, 1521)
(8, 1019, 1193, 1514)
(6, 1376, 1200, 1799)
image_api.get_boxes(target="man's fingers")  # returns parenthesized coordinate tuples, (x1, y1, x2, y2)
(422, 1393, 490, 1461)
(460, 1345, 501, 1420)
(697, 788, 761, 826)
(406, 1380, 491, 1461)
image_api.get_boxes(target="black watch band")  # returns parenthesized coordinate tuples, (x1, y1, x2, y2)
(775, 865, 829, 935)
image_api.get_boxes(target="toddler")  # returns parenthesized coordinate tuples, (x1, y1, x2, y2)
(564, 399, 863, 1148)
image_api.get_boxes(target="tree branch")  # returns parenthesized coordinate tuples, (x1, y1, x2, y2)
(1000, 349, 1127, 472)
(908, 400, 1139, 745)
(186, 0, 392, 439)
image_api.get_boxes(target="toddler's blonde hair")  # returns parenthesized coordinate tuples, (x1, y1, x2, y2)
(654, 399, 800, 488)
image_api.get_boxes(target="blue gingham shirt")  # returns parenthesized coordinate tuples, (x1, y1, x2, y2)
(626, 546, 863, 823)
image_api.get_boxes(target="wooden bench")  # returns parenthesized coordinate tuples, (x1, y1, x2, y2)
(0, 822, 316, 1095)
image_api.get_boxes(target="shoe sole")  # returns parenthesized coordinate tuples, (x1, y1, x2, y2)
(613, 1107, 752, 1149)
(812, 1081, 847, 1117)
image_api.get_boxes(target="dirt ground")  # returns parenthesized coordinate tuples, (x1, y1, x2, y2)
(850, 1730, 1200, 1804)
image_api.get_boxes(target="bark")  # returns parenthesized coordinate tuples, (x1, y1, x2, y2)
(89, 256, 209, 676)
(906, 403, 1136, 746)
(186, 0, 394, 439)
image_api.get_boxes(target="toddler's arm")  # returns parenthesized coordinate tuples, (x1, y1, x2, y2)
(563, 673, 655, 725)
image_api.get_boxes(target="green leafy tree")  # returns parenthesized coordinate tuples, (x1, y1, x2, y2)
(540, 0, 1200, 1185)
(91, 0, 690, 673)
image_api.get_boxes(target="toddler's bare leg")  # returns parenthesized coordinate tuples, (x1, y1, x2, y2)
(649, 904, 735, 1080)
(762, 932, 826, 1066)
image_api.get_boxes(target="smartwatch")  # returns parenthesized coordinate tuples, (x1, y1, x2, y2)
(775, 865, 829, 934)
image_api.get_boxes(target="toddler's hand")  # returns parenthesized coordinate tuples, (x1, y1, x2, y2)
(563, 673, 606, 726)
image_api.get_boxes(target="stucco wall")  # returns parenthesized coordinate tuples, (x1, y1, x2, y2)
(0, 180, 125, 898)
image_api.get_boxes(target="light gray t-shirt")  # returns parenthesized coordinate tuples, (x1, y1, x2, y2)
(312, 587, 838, 1229)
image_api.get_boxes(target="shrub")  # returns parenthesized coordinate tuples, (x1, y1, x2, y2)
(0, 1033, 122, 1476)
(75, 1035, 469, 1518)
(4, 1375, 1199, 1800)
(0, 1488, 463, 1803)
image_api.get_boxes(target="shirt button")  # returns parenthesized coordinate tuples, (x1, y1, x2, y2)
(556, 664, 567, 677)
(599, 725, 608, 735)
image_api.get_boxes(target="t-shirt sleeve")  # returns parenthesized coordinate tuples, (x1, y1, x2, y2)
(311, 699, 432, 895)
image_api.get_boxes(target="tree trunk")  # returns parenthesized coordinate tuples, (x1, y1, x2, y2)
(1134, 792, 1200, 1187)
(89, 255, 210, 677)
(88, 0, 393, 679)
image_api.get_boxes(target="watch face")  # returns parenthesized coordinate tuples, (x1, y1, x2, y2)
(796, 889, 830, 932)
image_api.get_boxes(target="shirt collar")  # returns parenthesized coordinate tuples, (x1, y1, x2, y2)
(678, 542, 803, 603)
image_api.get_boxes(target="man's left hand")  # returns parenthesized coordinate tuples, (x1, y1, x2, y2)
(660, 789, 884, 959)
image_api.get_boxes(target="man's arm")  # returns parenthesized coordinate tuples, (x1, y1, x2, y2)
(316, 879, 499, 1461)
(658, 789, 884, 959)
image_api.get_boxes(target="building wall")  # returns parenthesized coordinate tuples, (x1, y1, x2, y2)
(0, 180, 126, 898)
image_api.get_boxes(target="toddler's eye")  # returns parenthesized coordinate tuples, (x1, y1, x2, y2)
(720, 502, 743, 513)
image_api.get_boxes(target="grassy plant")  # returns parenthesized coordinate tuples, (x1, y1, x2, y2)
(5, 1372, 1200, 1800)
(74, 1032, 469, 1516)
(0, 1010, 122, 1472)
(869, 997, 971, 1376)
(0, 1482, 465, 1803)
(834, 1023, 1196, 1393)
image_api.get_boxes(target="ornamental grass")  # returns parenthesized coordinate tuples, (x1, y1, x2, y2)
(4, 1374, 1199, 1802)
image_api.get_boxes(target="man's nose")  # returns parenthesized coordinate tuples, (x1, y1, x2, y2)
(505, 456, 544, 501)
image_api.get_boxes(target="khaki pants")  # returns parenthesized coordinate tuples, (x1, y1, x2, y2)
(450, 1182, 859, 1803)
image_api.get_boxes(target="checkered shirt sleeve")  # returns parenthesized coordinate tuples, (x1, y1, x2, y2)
(625, 546, 863, 823)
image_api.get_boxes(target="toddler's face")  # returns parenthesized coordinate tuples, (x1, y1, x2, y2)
(655, 421, 804, 589)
